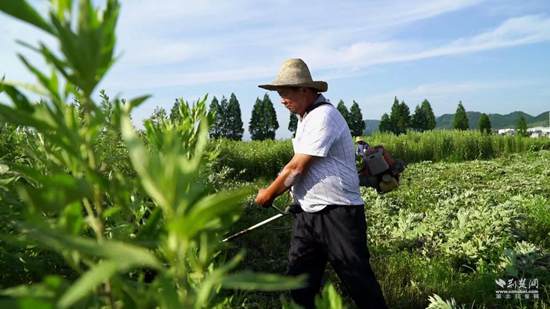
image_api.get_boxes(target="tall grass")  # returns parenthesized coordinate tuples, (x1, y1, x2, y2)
(211, 130, 550, 180)
(367, 130, 550, 162)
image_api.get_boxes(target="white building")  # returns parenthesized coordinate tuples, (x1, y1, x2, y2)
(497, 127, 550, 138)
(527, 126, 550, 138)
(497, 128, 515, 135)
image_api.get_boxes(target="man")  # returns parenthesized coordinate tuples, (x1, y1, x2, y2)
(255, 58, 387, 309)
(356, 136, 370, 155)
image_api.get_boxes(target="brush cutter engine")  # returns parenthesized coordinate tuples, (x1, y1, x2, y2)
(356, 145, 406, 193)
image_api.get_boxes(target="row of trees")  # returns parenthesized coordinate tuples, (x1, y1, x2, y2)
(288, 100, 366, 137)
(337, 100, 366, 137)
(149, 94, 367, 140)
(377, 99, 506, 136)
(379, 97, 437, 134)
(208, 94, 245, 140)
(148, 94, 530, 139)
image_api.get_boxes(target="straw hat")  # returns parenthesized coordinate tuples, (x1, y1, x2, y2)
(355, 136, 365, 143)
(259, 58, 328, 92)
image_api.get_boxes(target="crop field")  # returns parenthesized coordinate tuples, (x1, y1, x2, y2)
(220, 149, 550, 308)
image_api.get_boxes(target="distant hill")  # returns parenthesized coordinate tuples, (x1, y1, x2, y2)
(363, 111, 549, 134)
(436, 111, 549, 129)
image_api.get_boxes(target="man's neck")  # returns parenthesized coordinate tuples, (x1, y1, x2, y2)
(299, 94, 321, 117)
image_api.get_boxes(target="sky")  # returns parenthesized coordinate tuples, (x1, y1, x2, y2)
(1, 0, 549, 139)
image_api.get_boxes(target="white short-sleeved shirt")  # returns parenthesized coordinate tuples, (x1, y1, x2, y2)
(291, 95, 364, 213)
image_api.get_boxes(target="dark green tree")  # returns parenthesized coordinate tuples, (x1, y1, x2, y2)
(388, 97, 400, 134)
(453, 101, 469, 130)
(421, 99, 436, 130)
(516, 115, 528, 137)
(262, 94, 279, 140)
(225, 93, 244, 140)
(218, 96, 230, 138)
(169, 99, 182, 123)
(398, 101, 411, 133)
(249, 98, 265, 140)
(337, 100, 351, 128)
(479, 113, 492, 134)
(289, 113, 298, 137)
(411, 105, 427, 131)
(379, 113, 392, 133)
(389, 97, 410, 134)
(411, 100, 435, 132)
(208, 96, 223, 139)
(349, 100, 365, 136)
(249, 94, 279, 140)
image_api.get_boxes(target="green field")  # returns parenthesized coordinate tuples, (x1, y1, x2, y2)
(1, 1, 549, 308)
(220, 150, 550, 308)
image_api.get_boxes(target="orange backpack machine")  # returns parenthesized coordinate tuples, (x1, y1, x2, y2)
(356, 145, 406, 193)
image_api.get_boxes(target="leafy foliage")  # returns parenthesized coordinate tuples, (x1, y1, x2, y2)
(336, 100, 351, 127)
(412, 99, 436, 132)
(479, 113, 492, 134)
(516, 115, 528, 137)
(453, 101, 469, 130)
(208, 96, 223, 139)
(349, 100, 365, 137)
(0, 1, 302, 307)
(225, 93, 244, 140)
(209, 94, 244, 140)
(211, 130, 550, 181)
(379, 113, 392, 133)
(387, 97, 411, 135)
(249, 94, 279, 140)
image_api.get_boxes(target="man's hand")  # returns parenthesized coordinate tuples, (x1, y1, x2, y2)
(255, 188, 273, 208)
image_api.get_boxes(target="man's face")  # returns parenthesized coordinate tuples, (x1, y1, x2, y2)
(276, 87, 309, 115)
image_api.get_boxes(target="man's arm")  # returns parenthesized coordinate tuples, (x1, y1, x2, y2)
(255, 153, 315, 207)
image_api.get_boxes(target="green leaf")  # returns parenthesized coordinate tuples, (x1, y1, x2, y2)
(101, 206, 121, 219)
(57, 260, 118, 308)
(53, 0, 72, 22)
(1, 283, 55, 298)
(0, 298, 54, 309)
(127, 95, 151, 111)
(135, 207, 162, 242)
(179, 188, 250, 238)
(121, 113, 168, 212)
(0, 83, 34, 112)
(0, 104, 53, 131)
(17, 55, 61, 101)
(0, 78, 50, 97)
(221, 271, 306, 291)
(314, 284, 345, 309)
(0, 0, 54, 34)
(156, 275, 182, 309)
(20, 226, 162, 269)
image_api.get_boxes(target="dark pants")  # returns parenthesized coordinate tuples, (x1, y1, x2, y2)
(287, 205, 387, 309)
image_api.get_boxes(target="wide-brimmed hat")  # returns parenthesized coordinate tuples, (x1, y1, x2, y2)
(259, 58, 328, 92)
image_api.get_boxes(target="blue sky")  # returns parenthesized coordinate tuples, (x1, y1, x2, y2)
(1, 0, 549, 139)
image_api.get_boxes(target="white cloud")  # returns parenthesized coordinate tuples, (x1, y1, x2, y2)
(289, 15, 550, 78)
(110, 10, 550, 89)
(419, 14, 550, 57)
(102, 0, 488, 89)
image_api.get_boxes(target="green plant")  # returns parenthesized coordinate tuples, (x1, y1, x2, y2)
(0, 1, 303, 307)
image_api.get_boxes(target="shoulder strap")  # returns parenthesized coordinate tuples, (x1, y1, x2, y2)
(305, 101, 331, 114)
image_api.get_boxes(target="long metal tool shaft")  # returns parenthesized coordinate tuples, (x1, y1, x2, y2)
(222, 212, 288, 242)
